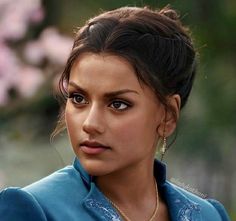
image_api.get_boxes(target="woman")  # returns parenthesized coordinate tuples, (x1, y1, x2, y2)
(0, 6, 231, 221)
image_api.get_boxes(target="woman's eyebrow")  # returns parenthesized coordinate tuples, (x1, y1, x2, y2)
(68, 82, 85, 91)
(68, 81, 140, 98)
(68, 82, 88, 95)
(104, 89, 140, 98)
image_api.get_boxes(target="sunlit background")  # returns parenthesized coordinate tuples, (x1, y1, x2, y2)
(0, 0, 235, 219)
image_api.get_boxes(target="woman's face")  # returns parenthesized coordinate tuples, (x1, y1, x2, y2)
(65, 52, 166, 176)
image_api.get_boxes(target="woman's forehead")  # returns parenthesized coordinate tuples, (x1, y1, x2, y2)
(69, 53, 140, 87)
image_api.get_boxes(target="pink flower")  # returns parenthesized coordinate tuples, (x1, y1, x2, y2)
(0, 42, 45, 105)
(0, 0, 44, 41)
(0, 0, 72, 106)
(16, 66, 45, 98)
(24, 27, 73, 66)
(40, 27, 73, 65)
(0, 42, 20, 105)
(24, 41, 45, 65)
(28, 4, 44, 24)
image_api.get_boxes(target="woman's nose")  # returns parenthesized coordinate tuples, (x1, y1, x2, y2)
(82, 105, 105, 135)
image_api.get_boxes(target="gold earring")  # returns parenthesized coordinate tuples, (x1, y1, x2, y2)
(160, 136, 167, 161)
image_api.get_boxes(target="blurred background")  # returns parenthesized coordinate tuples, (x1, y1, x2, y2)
(0, 0, 235, 219)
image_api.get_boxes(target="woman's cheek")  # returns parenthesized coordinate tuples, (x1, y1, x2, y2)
(115, 110, 158, 151)
(114, 116, 143, 146)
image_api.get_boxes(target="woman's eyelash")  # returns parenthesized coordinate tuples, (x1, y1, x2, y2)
(109, 100, 132, 111)
(68, 93, 87, 104)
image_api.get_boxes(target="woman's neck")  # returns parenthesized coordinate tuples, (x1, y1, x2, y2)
(95, 158, 160, 221)
(95, 158, 156, 205)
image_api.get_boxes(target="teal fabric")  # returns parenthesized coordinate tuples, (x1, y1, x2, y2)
(0, 158, 231, 221)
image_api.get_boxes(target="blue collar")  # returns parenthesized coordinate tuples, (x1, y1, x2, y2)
(73, 157, 92, 185)
(162, 182, 201, 221)
(73, 157, 201, 221)
(154, 159, 166, 185)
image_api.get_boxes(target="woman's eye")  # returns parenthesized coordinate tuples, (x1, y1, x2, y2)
(69, 93, 87, 105)
(110, 100, 131, 111)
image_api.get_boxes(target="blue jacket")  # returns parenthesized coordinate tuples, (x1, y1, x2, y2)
(0, 158, 231, 221)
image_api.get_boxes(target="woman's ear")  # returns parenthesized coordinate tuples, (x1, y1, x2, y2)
(157, 94, 181, 137)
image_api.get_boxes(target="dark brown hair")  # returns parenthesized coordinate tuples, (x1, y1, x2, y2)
(52, 6, 197, 137)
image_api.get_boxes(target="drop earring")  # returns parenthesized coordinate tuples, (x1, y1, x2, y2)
(160, 136, 167, 161)
(160, 120, 167, 161)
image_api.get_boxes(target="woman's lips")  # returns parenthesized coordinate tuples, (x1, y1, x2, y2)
(80, 141, 110, 155)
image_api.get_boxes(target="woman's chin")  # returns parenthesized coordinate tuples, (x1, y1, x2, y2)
(79, 158, 113, 177)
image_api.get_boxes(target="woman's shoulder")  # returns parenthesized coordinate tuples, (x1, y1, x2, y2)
(206, 198, 231, 221)
(23, 164, 85, 195)
(0, 165, 90, 221)
(165, 181, 231, 221)
(0, 187, 47, 221)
